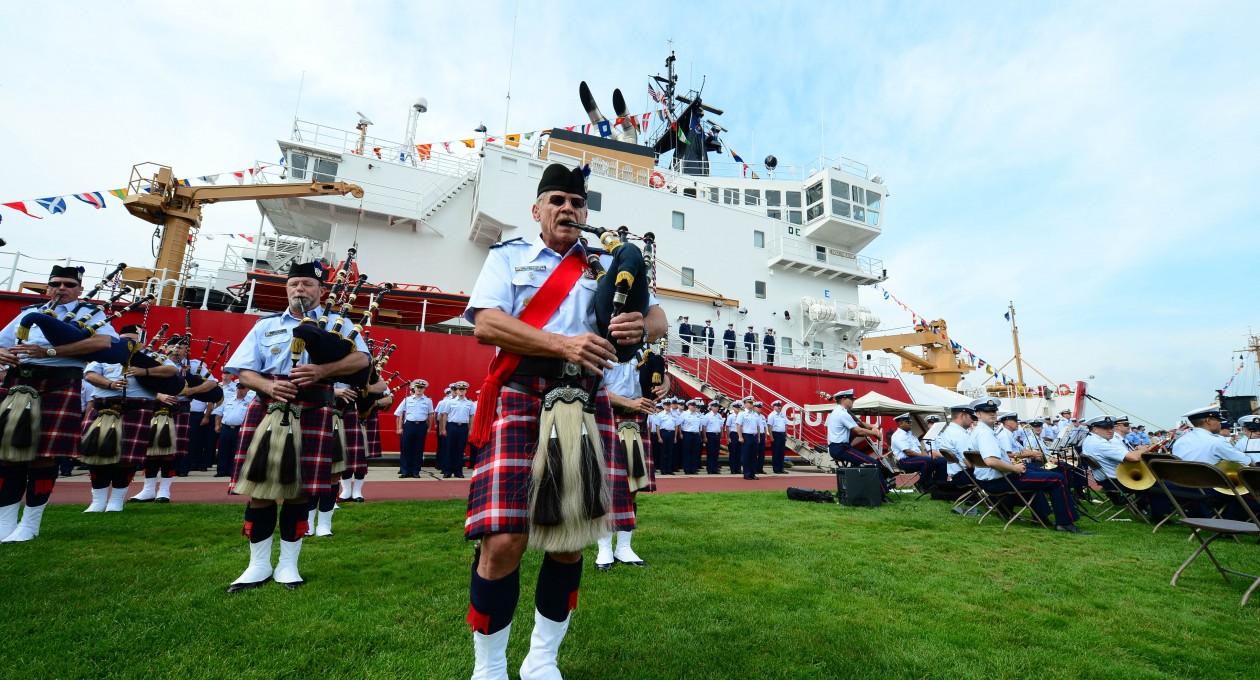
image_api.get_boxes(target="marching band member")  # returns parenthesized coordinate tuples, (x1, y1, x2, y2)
(1170, 406, 1250, 467)
(934, 403, 976, 484)
(1235, 415, 1260, 462)
(766, 400, 789, 474)
(394, 380, 434, 478)
(0, 264, 117, 542)
(1080, 415, 1150, 505)
(969, 399, 1087, 534)
(461, 163, 666, 679)
(890, 413, 946, 487)
(80, 324, 176, 513)
(129, 337, 190, 504)
(222, 261, 370, 593)
(825, 389, 885, 493)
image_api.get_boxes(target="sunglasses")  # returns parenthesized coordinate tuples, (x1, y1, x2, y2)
(546, 194, 586, 210)
(48, 280, 80, 288)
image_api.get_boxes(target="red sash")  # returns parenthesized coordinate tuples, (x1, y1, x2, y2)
(468, 252, 588, 447)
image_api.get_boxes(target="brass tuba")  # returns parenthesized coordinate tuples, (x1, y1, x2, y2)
(1212, 461, 1249, 496)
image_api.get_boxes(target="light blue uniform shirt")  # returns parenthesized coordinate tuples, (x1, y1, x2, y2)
(656, 411, 678, 433)
(183, 359, 217, 412)
(0, 300, 119, 367)
(1083, 433, 1129, 482)
(702, 412, 725, 434)
(996, 428, 1019, 456)
(463, 234, 659, 336)
(766, 411, 788, 433)
(393, 394, 434, 422)
(224, 306, 369, 377)
(935, 422, 973, 477)
(972, 424, 1007, 482)
(86, 358, 175, 400)
(890, 428, 921, 460)
(212, 391, 255, 427)
(1174, 427, 1250, 466)
(603, 361, 641, 399)
(826, 406, 858, 444)
(680, 411, 703, 433)
(725, 411, 741, 434)
(444, 397, 475, 424)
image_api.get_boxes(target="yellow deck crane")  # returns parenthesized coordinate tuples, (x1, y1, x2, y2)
(122, 163, 364, 305)
(861, 318, 975, 390)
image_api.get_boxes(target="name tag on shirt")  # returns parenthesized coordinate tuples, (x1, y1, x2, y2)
(514, 265, 547, 272)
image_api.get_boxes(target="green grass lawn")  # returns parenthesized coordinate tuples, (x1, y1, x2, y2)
(3, 492, 1259, 679)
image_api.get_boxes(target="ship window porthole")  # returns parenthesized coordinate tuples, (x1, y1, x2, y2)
(586, 191, 602, 212)
(755, 281, 767, 299)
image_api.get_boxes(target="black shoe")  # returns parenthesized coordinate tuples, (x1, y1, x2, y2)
(226, 577, 271, 594)
(128, 497, 154, 504)
(353, 497, 365, 503)
(59, 471, 71, 477)
(774, 471, 788, 475)
(443, 473, 452, 479)
(213, 474, 230, 478)
(156, 497, 170, 504)
(1055, 524, 1092, 535)
(614, 556, 648, 568)
(596, 561, 614, 572)
(745, 475, 758, 480)
(455, 474, 465, 479)
(279, 579, 305, 590)
(398, 474, 408, 478)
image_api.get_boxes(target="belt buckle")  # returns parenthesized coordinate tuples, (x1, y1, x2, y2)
(561, 361, 581, 378)
(18, 366, 34, 379)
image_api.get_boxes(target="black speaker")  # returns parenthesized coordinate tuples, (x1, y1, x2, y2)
(1220, 395, 1258, 424)
(836, 467, 883, 507)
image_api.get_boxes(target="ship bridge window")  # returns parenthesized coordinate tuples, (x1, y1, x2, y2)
(805, 182, 823, 206)
(672, 210, 685, 230)
(744, 189, 760, 206)
(755, 280, 767, 299)
(781, 337, 792, 355)
(313, 158, 339, 182)
(787, 211, 802, 225)
(723, 188, 739, 204)
(753, 230, 765, 248)
(815, 245, 827, 262)
(865, 190, 881, 210)
(853, 206, 866, 223)
(786, 191, 802, 208)
(681, 267, 695, 287)
(708, 188, 719, 203)
(289, 153, 309, 180)
(806, 204, 825, 221)
(683, 187, 697, 199)
(768, 209, 781, 221)
(766, 190, 781, 207)
(586, 190, 602, 212)
(831, 179, 850, 201)
(832, 199, 851, 219)
(851, 185, 863, 203)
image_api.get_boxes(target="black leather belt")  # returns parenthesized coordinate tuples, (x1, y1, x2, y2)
(515, 356, 588, 379)
(15, 365, 82, 381)
(223, 424, 241, 429)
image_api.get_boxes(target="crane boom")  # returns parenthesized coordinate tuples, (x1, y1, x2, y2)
(123, 163, 364, 305)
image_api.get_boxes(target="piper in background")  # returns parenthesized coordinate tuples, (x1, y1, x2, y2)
(0, 264, 118, 542)
(222, 261, 369, 593)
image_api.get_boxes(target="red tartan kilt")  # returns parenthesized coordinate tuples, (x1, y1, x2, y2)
(173, 410, 192, 460)
(362, 411, 383, 458)
(229, 387, 336, 498)
(617, 410, 656, 493)
(464, 375, 635, 540)
(85, 400, 155, 464)
(4, 370, 83, 459)
(341, 404, 367, 475)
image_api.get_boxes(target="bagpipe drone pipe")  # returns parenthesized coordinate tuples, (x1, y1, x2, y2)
(181, 337, 232, 404)
(563, 222, 652, 363)
(14, 290, 150, 365)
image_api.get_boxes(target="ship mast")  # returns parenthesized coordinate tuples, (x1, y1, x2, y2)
(1008, 300, 1026, 388)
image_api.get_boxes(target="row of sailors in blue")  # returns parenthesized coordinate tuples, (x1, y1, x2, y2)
(645, 396, 791, 477)
(391, 380, 477, 479)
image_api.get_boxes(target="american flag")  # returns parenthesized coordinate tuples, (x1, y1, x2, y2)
(648, 84, 666, 104)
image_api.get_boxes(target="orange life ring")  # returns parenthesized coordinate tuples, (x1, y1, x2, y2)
(845, 353, 858, 370)
(649, 171, 666, 188)
(1056, 384, 1071, 396)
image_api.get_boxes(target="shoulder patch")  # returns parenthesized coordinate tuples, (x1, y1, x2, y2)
(489, 237, 526, 249)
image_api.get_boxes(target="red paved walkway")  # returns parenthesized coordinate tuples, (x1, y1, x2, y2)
(45, 470, 853, 505)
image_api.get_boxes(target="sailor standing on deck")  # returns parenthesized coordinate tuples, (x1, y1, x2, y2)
(763, 328, 776, 366)
(222, 261, 369, 592)
(743, 326, 757, 363)
(461, 163, 667, 680)
(677, 316, 692, 357)
(703, 319, 715, 355)
(0, 264, 118, 542)
(723, 323, 736, 361)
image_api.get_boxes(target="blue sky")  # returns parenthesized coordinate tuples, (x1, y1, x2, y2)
(1, 1, 1257, 425)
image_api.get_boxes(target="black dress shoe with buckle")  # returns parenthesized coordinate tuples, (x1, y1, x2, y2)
(226, 577, 271, 594)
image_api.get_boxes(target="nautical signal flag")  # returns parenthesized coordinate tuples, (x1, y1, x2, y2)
(109, 188, 128, 201)
(416, 143, 432, 160)
(597, 120, 612, 138)
(505, 134, 520, 148)
(461, 139, 475, 148)
(2, 201, 43, 219)
(36, 197, 67, 215)
(72, 192, 106, 209)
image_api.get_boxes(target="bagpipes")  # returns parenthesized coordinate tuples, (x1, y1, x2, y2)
(356, 369, 403, 420)
(14, 289, 146, 365)
(181, 335, 232, 404)
(126, 323, 188, 396)
(234, 340, 305, 500)
(520, 223, 652, 552)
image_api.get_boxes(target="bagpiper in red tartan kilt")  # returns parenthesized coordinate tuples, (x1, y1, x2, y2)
(340, 402, 368, 477)
(3, 366, 84, 459)
(464, 374, 635, 540)
(87, 397, 154, 465)
(172, 407, 192, 460)
(229, 378, 335, 498)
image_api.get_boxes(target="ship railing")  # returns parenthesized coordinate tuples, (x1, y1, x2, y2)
(289, 119, 480, 179)
(663, 334, 897, 378)
(768, 236, 884, 278)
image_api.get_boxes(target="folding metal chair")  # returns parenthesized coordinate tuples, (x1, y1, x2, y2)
(937, 449, 981, 514)
(1079, 453, 1150, 524)
(963, 450, 1049, 530)
(1233, 467, 1260, 606)
(1147, 453, 1231, 534)
(1147, 460, 1260, 606)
